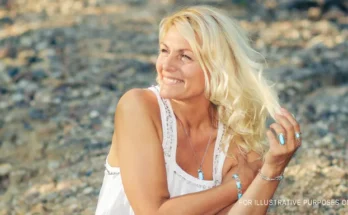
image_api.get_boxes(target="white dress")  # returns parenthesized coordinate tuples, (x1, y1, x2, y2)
(95, 85, 227, 215)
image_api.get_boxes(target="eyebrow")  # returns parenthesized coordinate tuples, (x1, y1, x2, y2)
(160, 42, 193, 52)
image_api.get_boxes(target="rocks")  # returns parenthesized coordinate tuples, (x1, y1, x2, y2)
(322, 166, 346, 179)
(29, 108, 47, 120)
(0, 163, 11, 195)
(9, 169, 27, 186)
(89, 110, 100, 119)
(308, 7, 321, 20)
(0, 163, 12, 177)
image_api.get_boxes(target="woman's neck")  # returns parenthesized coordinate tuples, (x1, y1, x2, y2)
(170, 97, 218, 133)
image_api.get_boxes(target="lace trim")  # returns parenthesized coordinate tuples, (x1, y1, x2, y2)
(104, 160, 120, 175)
(150, 85, 174, 162)
(213, 125, 226, 186)
(173, 170, 214, 189)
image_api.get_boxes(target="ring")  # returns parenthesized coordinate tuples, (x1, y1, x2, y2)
(291, 113, 296, 119)
(295, 132, 301, 140)
(278, 133, 286, 145)
(295, 132, 302, 147)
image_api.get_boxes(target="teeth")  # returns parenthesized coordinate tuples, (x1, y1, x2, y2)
(164, 77, 183, 84)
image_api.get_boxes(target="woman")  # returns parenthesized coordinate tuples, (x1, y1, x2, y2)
(96, 5, 301, 215)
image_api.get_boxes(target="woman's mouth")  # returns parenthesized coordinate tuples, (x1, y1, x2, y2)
(163, 77, 184, 85)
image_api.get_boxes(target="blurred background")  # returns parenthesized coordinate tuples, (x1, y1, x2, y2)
(0, 0, 347, 214)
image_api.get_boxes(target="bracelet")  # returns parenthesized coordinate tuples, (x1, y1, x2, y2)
(258, 169, 284, 181)
(232, 174, 243, 199)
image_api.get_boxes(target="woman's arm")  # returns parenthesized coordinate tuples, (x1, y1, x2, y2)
(215, 204, 234, 215)
(226, 108, 301, 215)
(226, 164, 282, 215)
(161, 153, 261, 215)
(216, 165, 281, 215)
(215, 151, 264, 215)
(113, 89, 247, 215)
(158, 181, 238, 215)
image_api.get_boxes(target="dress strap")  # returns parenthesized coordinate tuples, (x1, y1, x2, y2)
(147, 85, 175, 164)
(213, 124, 227, 186)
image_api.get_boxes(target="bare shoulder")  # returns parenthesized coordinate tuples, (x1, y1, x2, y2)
(110, 87, 170, 212)
(223, 144, 263, 173)
(246, 150, 263, 170)
(117, 88, 161, 132)
(108, 87, 162, 167)
(114, 88, 162, 141)
(225, 138, 263, 163)
(246, 150, 262, 163)
(117, 88, 158, 114)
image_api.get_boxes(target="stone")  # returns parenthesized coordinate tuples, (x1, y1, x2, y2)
(9, 170, 27, 185)
(89, 110, 100, 119)
(308, 7, 321, 20)
(83, 187, 94, 195)
(322, 166, 346, 179)
(0, 163, 12, 176)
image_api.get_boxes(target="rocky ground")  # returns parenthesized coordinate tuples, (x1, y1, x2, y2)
(0, 0, 347, 214)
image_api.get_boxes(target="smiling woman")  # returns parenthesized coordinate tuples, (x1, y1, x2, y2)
(156, 27, 206, 101)
(95, 5, 302, 215)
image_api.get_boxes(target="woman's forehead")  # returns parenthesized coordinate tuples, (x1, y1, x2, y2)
(160, 27, 193, 50)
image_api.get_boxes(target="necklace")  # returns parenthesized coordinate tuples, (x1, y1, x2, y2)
(174, 113, 213, 180)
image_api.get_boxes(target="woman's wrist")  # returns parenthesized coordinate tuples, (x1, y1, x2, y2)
(260, 164, 284, 179)
(258, 169, 284, 181)
(225, 179, 244, 201)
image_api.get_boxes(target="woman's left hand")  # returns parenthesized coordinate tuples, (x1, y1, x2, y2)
(262, 107, 302, 177)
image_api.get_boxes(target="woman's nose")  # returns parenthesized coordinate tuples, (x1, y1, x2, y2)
(162, 54, 177, 72)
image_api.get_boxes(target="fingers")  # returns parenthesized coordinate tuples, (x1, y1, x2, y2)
(271, 107, 303, 151)
(280, 108, 302, 147)
(266, 129, 287, 156)
(280, 108, 301, 131)
(265, 129, 292, 169)
(264, 107, 302, 172)
(275, 114, 295, 148)
(269, 122, 287, 146)
(268, 107, 302, 154)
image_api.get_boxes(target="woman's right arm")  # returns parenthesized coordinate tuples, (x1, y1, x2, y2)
(111, 89, 244, 215)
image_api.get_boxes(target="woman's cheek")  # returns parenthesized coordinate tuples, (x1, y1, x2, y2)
(155, 59, 162, 74)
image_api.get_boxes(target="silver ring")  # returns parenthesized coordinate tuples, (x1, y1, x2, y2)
(295, 132, 301, 140)
(295, 132, 301, 147)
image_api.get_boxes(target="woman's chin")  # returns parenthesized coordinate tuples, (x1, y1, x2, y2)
(159, 85, 183, 99)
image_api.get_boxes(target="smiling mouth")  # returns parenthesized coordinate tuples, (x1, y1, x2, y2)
(163, 77, 184, 85)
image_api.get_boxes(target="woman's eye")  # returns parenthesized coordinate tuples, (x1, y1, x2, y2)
(160, 49, 168, 53)
(181, 54, 192, 61)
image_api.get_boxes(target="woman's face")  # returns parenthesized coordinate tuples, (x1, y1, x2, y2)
(156, 26, 205, 100)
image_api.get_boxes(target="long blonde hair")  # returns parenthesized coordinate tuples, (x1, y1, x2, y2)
(157, 5, 281, 160)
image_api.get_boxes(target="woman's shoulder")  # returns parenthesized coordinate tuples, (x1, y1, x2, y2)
(117, 88, 159, 113)
(116, 87, 162, 139)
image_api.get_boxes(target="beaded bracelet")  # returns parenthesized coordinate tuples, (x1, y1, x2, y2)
(232, 174, 243, 199)
(258, 169, 284, 181)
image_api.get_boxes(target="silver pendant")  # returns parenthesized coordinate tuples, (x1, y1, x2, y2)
(198, 169, 204, 180)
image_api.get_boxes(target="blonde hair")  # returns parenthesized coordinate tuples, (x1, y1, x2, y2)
(157, 5, 281, 160)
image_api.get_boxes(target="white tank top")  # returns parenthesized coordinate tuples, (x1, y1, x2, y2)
(95, 85, 227, 215)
